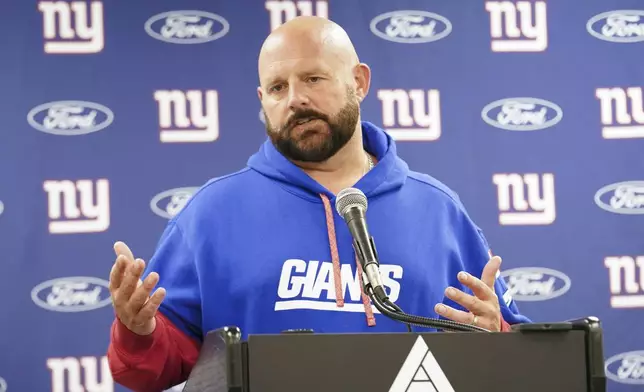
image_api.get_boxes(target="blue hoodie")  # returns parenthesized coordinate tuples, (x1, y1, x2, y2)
(146, 121, 531, 342)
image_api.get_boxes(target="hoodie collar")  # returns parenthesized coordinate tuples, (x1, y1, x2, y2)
(247, 121, 409, 202)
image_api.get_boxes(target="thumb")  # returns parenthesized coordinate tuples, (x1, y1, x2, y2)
(481, 256, 502, 289)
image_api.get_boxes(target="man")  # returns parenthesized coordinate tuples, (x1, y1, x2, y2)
(107, 16, 531, 392)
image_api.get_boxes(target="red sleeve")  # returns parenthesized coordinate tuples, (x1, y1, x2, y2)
(107, 312, 200, 392)
(500, 316, 512, 332)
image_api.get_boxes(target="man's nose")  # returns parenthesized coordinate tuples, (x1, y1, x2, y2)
(287, 83, 310, 110)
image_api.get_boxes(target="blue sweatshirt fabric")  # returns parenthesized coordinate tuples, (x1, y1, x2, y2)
(145, 121, 531, 342)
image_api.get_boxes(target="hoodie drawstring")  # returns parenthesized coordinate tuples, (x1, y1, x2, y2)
(320, 194, 376, 327)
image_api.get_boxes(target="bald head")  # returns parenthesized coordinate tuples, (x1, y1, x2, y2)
(256, 16, 371, 164)
(258, 16, 359, 86)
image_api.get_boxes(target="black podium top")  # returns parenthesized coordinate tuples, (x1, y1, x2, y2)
(247, 330, 587, 392)
(182, 318, 606, 392)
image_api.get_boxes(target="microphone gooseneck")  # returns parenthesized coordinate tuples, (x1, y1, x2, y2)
(335, 187, 489, 333)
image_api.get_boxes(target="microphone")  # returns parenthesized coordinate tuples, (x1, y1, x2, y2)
(335, 187, 490, 333)
(334, 187, 388, 303)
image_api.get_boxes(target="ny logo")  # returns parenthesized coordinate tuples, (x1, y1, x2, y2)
(377, 89, 441, 141)
(605, 256, 644, 309)
(493, 173, 555, 225)
(38, 1, 104, 54)
(596, 87, 644, 139)
(47, 356, 113, 392)
(485, 1, 547, 52)
(265, 0, 328, 31)
(43, 179, 110, 234)
(154, 89, 219, 143)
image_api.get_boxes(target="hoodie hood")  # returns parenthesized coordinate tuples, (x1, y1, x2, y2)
(247, 121, 409, 202)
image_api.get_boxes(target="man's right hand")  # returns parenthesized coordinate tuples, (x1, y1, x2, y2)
(109, 241, 166, 336)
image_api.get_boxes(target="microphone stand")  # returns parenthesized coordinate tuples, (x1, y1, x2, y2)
(355, 241, 490, 333)
(335, 187, 490, 333)
(365, 284, 490, 333)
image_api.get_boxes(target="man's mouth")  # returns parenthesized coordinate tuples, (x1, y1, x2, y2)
(295, 117, 315, 125)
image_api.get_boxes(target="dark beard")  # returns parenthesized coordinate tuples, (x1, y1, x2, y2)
(264, 90, 360, 163)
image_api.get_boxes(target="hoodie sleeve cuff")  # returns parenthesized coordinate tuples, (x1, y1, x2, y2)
(500, 316, 512, 332)
(113, 315, 164, 355)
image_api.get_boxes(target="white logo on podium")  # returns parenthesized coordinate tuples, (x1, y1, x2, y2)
(389, 336, 455, 392)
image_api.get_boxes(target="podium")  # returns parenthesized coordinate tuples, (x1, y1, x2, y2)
(181, 317, 606, 392)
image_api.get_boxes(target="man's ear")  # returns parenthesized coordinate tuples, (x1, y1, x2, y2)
(257, 86, 263, 101)
(353, 63, 371, 102)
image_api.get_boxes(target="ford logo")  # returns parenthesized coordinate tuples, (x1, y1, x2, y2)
(369, 10, 452, 43)
(145, 10, 230, 44)
(605, 351, 644, 384)
(500, 267, 571, 301)
(150, 187, 199, 219)
(594, 181, 644, 214)
(0, 200, 4, 217)
(31, 277, 112, 312)
(586, 10, 644, 43)
(481, 97, 563, 131)
(27, 100, 114, 136)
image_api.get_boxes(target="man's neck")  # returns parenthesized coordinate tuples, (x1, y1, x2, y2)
(294, 125, 373, 195)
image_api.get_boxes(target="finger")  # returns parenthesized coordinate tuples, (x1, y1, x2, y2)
(114, 241, 135, 261)
(457, 270, 497, 302)
(133, 287, 166, 325)
(435, 303, 498, 331)
(127, 272, 159, 315)
(116, 259, 145, 304)
(434, 303, 474, 324)
(481, 256, 502, 289)
(109, 255, 129, 291)
(444, 286, 492, 316)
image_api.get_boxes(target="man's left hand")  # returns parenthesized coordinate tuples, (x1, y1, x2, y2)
(434, 256, 503, 331)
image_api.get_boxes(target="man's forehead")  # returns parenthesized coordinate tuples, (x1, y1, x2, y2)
(260, 47, 336, 82)
(262, 62, 333, 87)
(261, 34, 324, 64)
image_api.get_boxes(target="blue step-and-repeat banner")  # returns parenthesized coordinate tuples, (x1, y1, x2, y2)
(0, 1, 643, 391)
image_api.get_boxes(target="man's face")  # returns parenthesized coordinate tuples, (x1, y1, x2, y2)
(259, 53, 360, 163)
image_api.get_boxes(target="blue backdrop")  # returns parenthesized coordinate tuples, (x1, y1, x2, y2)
(1, 1, 643, 391)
